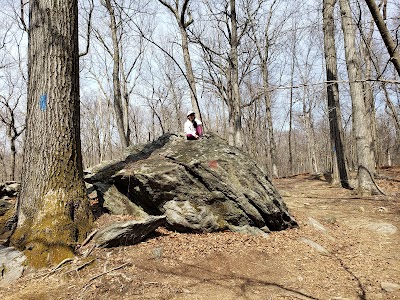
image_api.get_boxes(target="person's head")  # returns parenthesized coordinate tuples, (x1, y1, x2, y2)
(187, 110, 195, 121)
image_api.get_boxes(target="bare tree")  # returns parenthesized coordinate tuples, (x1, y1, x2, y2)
(359, 20, 378, 167)
(294, 39, 320, 175)
(364, 0, 400, 77)
(11, 0, 92, 267)
(339, 0, 382, 194)
(102, 0, 131, 148)
(192, 0, 255, 147)
(158, 0, 203, 123)
(0, 93, 25, 181)
(247, 0, 280, 177)
(322, 0, 350, 188)
(288, 21, 297, 175)
(0, 10, 26, 181)
(78, 0, 94, 57)
(357, 12, 400, 154)
(228, 0, 243, 147)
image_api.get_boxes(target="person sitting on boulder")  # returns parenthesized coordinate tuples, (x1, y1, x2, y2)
(184, 110, 203, 140)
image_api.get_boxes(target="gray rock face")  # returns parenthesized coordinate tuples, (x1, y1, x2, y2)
(0, 199, 12, 216)
(0, 181, 20, 200)
(92, 182, 148, 218)
(0, 246, 26, 287)
(94, 215, 166, 248)
(85, 133, 297, 233)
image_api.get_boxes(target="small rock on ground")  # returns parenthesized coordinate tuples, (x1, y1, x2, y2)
(381, 281, 400, 292)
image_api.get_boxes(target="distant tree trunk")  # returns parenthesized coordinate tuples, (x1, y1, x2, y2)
(158, 0, 203, 123)
(265, 89, 278, 177)
(4, 114, 20, 181)
(302, 104, 319, 174)
(364, 0, 400, 77)
(339, 0, 382, 195)
(360, 19, 400, 166)
(288, 93, 294, 175)
(228, 0, 243, 148)
(0, 96, 25, 181)
(121, 61, 132, 147)
(178, 14, 202, 122)
(381, 83, 400, 134)
(165, 71, 183, 131)
(0, 152, 6, 181)
(322, 0, 351, 188)
(361, 23, 377, 168)
(104, 0, 130, 148)
(11, 0, 92, 267)
(9, 137, 16, 181)
(250, 9, 278, 177)
(288, 30, 296, 175)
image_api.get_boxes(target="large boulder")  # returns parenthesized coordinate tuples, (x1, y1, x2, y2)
(85, 133, 297, 233)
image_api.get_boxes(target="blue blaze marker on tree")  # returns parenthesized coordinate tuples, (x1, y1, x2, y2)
(40, 94, 47, 111)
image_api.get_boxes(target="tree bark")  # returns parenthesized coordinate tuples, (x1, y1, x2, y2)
(179, 22, 202, 122)
(104, 0, 130, 148)
(228, 0, 243, 148)
(339, 0, 381, 195)
(364, 0, 400, 77)
(264, 81, 278, 178)
(361, 22, 377, 169)
(302, 99, 319, 174)
(322, 0, 351, 188)
(11, 0, 92, 267)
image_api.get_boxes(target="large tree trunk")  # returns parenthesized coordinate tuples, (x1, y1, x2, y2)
(339, 0, 381, 195)
(11, 0, 92, 267)
(322, 0, 351, 188)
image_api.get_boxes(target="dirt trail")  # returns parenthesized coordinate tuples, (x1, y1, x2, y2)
(1, 168, 399, 300)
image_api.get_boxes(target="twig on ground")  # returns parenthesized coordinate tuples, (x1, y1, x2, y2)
(82, 262, 131, 289)
(78, 229, 98, 249)
(64, 259, 96, 275)
(82, 244, 96, 258)
(41, 258, 74, 280)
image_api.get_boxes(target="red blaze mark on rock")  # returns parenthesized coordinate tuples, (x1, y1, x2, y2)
(209, 160, 218, 169)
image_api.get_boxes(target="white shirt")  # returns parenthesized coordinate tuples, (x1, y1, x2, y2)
(184, 118, 202, 136)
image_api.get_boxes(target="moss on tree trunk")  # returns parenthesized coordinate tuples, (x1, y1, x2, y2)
(11, 188, 92, 268)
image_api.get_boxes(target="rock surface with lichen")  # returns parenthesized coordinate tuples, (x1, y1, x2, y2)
(85, 133, 297, 234)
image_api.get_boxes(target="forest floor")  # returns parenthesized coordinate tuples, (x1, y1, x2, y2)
(1, 167, 399, 300)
